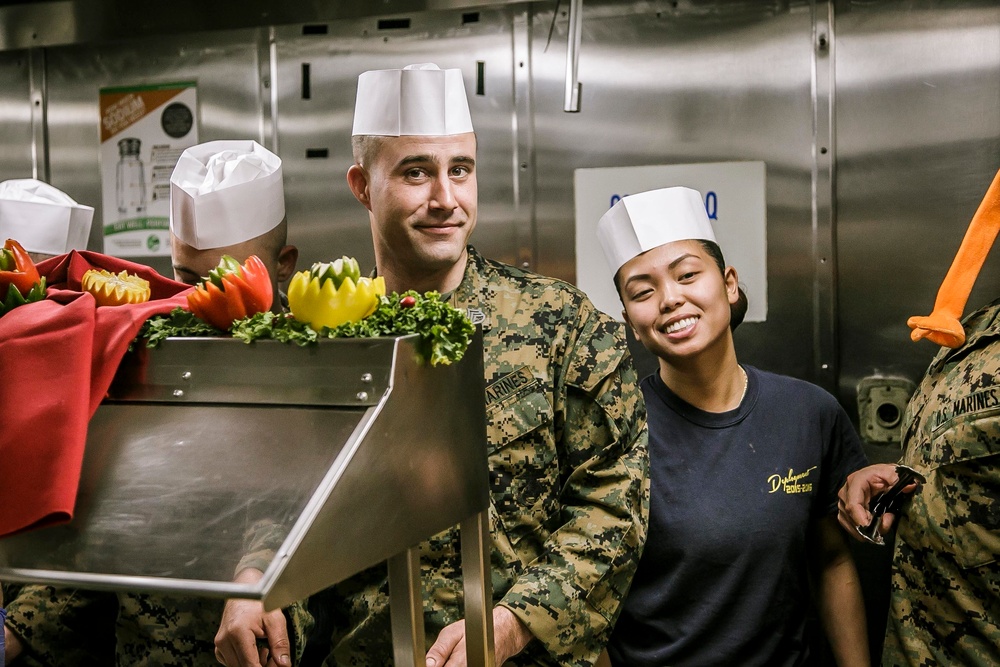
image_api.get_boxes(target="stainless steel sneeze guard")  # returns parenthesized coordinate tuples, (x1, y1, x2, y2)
(0, 332, 490, 622)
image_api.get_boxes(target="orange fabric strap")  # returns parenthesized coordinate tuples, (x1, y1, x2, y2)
(908, 167, 1000, 348)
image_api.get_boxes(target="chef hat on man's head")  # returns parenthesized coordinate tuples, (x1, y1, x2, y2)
(0, 179, 94, 255)
(170, 140, 285, 250)
(597, 186, 716, 275)
(352, 63, 474, 137)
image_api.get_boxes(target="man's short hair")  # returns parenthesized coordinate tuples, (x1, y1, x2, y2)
(351, 135, 386, 169)
(350, 133, 478, 169)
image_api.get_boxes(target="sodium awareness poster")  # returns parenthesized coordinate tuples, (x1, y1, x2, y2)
(99, 81, 198, 257)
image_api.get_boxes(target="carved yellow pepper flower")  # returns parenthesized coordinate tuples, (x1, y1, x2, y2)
(81, 269, 151, 307)
(287, 257, 385, 331)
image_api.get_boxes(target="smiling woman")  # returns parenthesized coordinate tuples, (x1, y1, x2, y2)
(597, 187, 872, 667)
(618, 239, 741, 386)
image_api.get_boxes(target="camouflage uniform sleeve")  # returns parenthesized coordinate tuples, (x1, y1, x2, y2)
(235, 519, 316, 662)
(235, 517, 285, 574)
(498, 302, 649, 666)
(5, 585, 117, 665)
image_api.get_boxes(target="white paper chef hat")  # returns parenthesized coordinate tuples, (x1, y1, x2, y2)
(352, 63, 474, 137)
(0, 179, 94, 255)
(597, 187, 717, 275)
(169, 140, 285, 250)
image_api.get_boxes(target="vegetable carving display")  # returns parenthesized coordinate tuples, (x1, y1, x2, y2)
(287, 257, 385, 331)
(0, 238, 46, 316)
(81, 269, 151, 307)
(137, 255, 473, 366)
(186, 255, 273, 330)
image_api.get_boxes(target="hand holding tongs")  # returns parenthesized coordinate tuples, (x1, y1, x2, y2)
(856, 464, 926, 545)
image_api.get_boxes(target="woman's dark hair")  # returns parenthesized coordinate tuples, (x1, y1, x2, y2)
(699, 240, 748, 331)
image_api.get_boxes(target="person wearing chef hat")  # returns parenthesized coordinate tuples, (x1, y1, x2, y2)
(0, 180, 115, 667)
(113, 140, 300, 666)
(214, 64, 649, 667)
(169, 139, 298, 297)
(595, 187, 870, 667)
(838, 167, 1000, 666)
(0, 178, 94, 262)
(2, 142, 302, 667)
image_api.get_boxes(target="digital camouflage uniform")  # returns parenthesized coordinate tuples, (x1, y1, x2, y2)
(884, 297, 1000, 666)
(5, 586, 225, 666)
(3, 580, 311, 666)
(4, 586, 116, 666)
(307, 246, 649, 666)
(114, 593, 225, 666)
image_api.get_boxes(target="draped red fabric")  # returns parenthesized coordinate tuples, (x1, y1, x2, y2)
(0, 251, 192, 537)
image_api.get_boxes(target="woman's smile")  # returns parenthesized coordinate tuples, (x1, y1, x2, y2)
(664, 315, 699, 336)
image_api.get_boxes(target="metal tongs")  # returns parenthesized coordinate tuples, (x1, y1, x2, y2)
(856, 464, 926, 545)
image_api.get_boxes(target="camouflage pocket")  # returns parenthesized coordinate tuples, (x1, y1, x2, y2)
(487, 377, 549, 450)
(486, 390, 558, 560)
(925, 408, 1000, 569)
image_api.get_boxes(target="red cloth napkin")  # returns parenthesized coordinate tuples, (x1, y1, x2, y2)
(0, 251, 192, 537)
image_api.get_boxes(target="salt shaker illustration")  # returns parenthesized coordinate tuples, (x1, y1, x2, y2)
(116, 137, 146, 216)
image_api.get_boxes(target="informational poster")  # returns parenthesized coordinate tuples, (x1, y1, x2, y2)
(99, 81, 198, 257)
(574, 161, 768, 323)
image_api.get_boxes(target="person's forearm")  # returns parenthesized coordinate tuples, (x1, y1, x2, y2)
(493, 604, 534, 661)
(819, 556, 869, 666)
(815, 518, 870, 667)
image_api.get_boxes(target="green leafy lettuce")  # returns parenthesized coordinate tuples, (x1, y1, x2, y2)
(135, 291, 474, 366)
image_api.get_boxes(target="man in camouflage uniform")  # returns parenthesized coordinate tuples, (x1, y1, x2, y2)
(215, 64, 649, 666)
(4, 142, 302, 667)
(888, 301, 1000, 665)
(839, 169, 1000, 666)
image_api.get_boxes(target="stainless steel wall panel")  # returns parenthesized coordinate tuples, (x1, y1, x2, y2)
(271, 8, 519, 275)
(530, 0, 821, 380)
(0, 50, 34, 182)
(835, 1, 1000, 402)
(43, 30, 267, 273)
(0, 0, 528, 52)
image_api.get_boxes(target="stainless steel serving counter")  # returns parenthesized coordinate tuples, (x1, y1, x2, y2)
(0, 332, 494, 666)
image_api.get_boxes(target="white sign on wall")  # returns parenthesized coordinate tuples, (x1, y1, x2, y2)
(573, 161, 767, 323)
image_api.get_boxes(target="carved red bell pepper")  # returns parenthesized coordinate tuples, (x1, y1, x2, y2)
(0, 239, 42, 295)
(0, 238, 46, 316)
(186, 254, 273, 331)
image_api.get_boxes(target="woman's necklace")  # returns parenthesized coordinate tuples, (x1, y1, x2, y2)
(737, 365, 748, 405)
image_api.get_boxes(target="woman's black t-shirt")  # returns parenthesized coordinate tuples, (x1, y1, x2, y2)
(608, 365, 868, 667)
